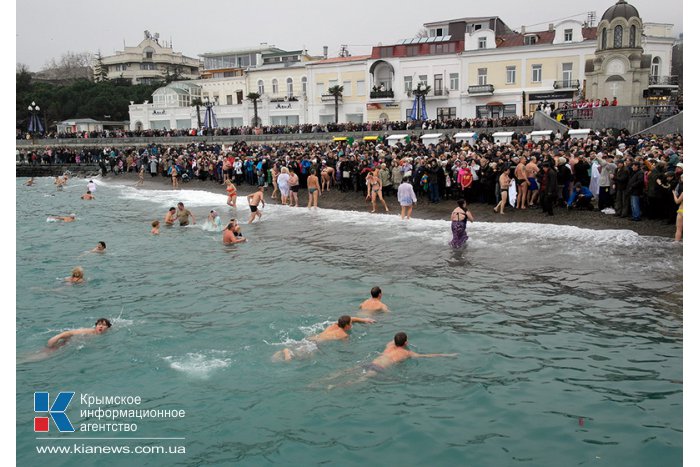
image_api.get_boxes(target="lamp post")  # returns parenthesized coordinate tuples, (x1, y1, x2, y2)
(27, 101, 45, 136)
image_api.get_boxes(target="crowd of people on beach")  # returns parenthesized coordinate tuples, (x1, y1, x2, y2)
(17, 128, 683, 240)
(16, 115, 533, 141)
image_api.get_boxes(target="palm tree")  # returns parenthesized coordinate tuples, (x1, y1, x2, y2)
(247, 92, 261, 127)
(191, 97, 203, 128)
(328, 85, 344, 124)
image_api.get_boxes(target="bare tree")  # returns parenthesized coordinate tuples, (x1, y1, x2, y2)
(415, 28, 429, 38)
(41, 52, 94, 80)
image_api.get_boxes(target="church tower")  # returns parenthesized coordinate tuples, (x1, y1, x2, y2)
(585, 0, 651, 105)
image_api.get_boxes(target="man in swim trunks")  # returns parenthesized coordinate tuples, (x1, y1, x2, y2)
(46, 318, 111, 349)
(525, 156, 540, 206)
(360, 332, 457, 377)
(273, 315, 375, 361)
(247, 186, 266, 224)
(81, 190, 95, 200)
(514, 157, 528, 210)
(307, 172, 320, 208)
(176, 202, 196, 226)
(359, 286, 389, 312)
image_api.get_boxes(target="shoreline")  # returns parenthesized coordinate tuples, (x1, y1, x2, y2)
(92, 172, 675, 238)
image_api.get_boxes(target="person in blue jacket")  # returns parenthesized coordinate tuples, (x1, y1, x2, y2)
(567, 182, 594, 209)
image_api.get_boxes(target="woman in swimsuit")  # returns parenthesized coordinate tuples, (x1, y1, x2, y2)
(277, 167, 290, 205)
(225, 180, 237, 207)
(321, 164, 333, 192)
(366, 171, 389, 213)
(170, 164, 179, 189)
(494, 165, 511, 215)
(673, 174, 683, 242)
(449, 199, 474, 248)
(307, 172, 320, 208)
(271, 165, 280, 200)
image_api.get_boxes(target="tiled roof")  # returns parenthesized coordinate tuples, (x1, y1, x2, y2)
(496, 27, 597, 48)
(307, 55, 371, 65)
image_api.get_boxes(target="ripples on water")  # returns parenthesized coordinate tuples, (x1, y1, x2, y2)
(16, 178, 682, 466)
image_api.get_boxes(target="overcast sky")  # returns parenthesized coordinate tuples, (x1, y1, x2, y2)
(16, 0, 683, 71)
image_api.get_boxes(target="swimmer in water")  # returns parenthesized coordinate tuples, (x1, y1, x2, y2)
(247, 187, 266, 224)
(164, 207, 177, 226)
(46, 318, 112, 349)
(151, 220, 160, 235)
(49, 214, 77, 222)
(359, 286, 389, 312)
(66, 267, 85, 284)
(81, 190, 95, 200)
(319, 332, 457, 388)
(25, 178, 34, 186)
(91, 242, 106, 253)
(272, 315, 375, 362)
(223, 222, 246, 245)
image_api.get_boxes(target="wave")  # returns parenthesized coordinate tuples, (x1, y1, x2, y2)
(162, 352, 231, 379)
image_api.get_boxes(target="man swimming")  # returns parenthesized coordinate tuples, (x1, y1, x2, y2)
(361, 332, 457, 377)
(65, 266, 85, 283)
(48, 214, 77, 222)
(81, 190, 95, 200)
(91, 242, 106, 253)
(272, 315, 375, 361)
(247, 186, 266, 224)
(359, 286, 389, 312)
(46, 318, 112, 349)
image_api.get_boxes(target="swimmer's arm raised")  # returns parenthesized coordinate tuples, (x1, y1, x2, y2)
(47, 330, 77, 348)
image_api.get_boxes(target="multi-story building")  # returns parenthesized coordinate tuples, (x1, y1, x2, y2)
(99, 31, 201, 85)
(307, 55, 370, 124)
(127, 0, 677, 129)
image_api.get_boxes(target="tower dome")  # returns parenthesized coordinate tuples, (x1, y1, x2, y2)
(601, 0, 640, 23)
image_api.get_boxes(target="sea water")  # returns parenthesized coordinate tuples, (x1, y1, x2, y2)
(16, 177, 682, 466)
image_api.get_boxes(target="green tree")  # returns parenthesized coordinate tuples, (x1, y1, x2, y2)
(93, 52, 108, 82)
(247, 92, 261, 127)
(327, 85, 344, 124)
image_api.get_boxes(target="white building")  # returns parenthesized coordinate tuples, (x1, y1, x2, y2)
(99, 31, 201, 85)
(306, 55, 370, 124)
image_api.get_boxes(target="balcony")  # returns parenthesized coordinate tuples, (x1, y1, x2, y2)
(649, 75, 679, 86)
(321, 94, 342, 103)
(467, 84, 494, 95)
(369, 90, 395, 99)
(553, 79, 580, 89)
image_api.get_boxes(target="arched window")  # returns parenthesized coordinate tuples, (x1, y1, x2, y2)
(257, 80, 264, 95)
(272, 79, 279, 94)
(286, 77, 293, 97)
(651, 57, 661, 81)
(629, 25, 636, 47)
(301, 77, 307, 96)
(601, 28, 607, 49)
(613, 25, 623, 48)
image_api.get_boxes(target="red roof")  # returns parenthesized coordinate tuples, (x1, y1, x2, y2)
(496, 27, 597, 48)
(308, 55, 371, 65)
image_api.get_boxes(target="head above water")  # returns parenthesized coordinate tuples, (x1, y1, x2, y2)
(97, 241, 106, 249)
(394, 332, 408, 347)
(338, 315, 352, 329)
(370, 286, 382, 298)
(94, 318, 112, 333)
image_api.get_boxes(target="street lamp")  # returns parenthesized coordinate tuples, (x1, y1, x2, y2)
(27, 101, 45, 135)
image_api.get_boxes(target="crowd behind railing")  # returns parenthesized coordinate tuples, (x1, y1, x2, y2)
(15, 115, 533, 141)
(17, 127, 682, 237)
